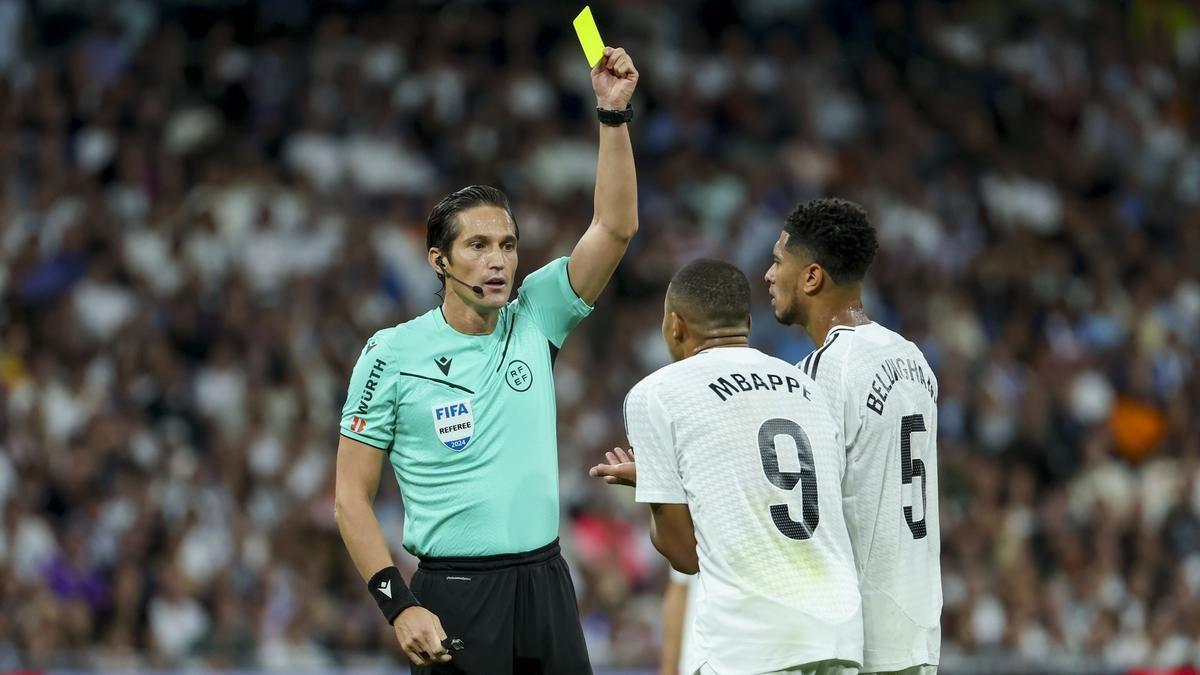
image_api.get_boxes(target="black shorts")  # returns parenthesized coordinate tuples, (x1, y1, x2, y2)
(409, 538, 592, 675)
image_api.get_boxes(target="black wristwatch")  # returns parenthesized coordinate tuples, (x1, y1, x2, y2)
(597, 104, 633, 126)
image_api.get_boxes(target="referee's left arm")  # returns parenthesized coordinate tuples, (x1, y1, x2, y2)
(568, 46, 640, 304)
(333, 435, 394, 582)
(334, 435, 450, 666)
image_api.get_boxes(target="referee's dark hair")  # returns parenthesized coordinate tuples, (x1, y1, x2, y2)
(426, 185, 519, 282)
(783, 198, 878, 285)
(667, 259, 752, 330)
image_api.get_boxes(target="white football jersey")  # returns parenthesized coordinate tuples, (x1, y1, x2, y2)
(628, 347, 863, 675)
(799, 323, 942, 672)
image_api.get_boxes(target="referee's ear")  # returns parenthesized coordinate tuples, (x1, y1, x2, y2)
(428, 248, 446, 282)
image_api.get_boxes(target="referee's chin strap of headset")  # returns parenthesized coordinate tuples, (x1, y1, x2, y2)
(438, 257, 485, 297)
(368, 566, 420, 624)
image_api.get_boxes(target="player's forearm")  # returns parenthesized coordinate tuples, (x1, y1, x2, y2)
(649, 517, 699, 575)
(592, 122, 638, 242)
(334, 494, 396, 581)
(651, 538, 698, 574)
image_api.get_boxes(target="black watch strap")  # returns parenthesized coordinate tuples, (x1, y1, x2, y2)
(597, 104, 633, 126)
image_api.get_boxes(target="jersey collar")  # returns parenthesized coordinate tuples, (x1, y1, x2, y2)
(825, 322, 873, 343)
(436, 305, 506, 339)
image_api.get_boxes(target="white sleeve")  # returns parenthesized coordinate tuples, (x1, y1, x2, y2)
(669, 568, 694, 584)
(625, 381, 686, 504)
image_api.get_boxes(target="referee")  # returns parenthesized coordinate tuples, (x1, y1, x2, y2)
(333, 47, 639, 673)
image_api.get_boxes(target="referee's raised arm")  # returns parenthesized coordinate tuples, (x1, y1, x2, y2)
(566, 46, 640, 304)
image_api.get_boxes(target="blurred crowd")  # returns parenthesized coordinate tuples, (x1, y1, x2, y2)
(0, 0, 1198, 670)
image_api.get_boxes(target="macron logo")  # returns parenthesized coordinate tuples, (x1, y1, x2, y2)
(378, 580, 392, 598)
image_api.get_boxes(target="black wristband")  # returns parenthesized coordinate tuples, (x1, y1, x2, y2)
(597, 104, 633, 126)
(368, 566, 420, 624)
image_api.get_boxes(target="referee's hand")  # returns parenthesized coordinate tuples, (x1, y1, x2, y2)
(394, 606, 452, 666)
(591, 46, 638, 111)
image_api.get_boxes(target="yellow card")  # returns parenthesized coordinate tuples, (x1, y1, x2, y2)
(573, 6, 605, 68)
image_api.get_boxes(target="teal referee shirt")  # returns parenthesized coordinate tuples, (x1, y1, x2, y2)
(339, 257, 593, 557)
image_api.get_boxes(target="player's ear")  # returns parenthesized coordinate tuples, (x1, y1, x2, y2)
(803, 263, 824, 295)
(670, 311, 686, 342)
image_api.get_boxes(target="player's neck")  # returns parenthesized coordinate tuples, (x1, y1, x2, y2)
(807, 296, 870, 346)
(691, 335, 750, 356)
(441, 293, 501, 335)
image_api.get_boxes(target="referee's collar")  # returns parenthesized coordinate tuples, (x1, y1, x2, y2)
(436, 305, 507, 338)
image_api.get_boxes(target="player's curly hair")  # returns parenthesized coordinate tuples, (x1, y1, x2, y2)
(426, 185, 519, 284)
(783, 198, 878, 285)
(668, 259, 751, 329)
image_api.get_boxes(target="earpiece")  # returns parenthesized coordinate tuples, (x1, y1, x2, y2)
(436, 256, 484, 296)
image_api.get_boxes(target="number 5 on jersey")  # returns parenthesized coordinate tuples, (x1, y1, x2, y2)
(900, 413, 928, 539)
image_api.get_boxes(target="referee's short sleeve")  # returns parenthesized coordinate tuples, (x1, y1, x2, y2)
(626, 380, 687, 505)
(514, 257, 593, 348)
(340, 332, 398, 450)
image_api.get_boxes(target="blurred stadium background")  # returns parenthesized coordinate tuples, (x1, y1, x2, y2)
(1, 0, 1198, 672)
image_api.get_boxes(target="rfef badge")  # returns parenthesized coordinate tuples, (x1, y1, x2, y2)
(432, 399, 474, 451)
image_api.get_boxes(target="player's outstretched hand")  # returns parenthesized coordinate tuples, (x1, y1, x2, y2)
(591, 46, 638, 111)
(394, 606, 451, 666)
(589, 446, 636, 487)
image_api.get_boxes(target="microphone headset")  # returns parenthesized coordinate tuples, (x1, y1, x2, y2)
(437, 257, 484, 296)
